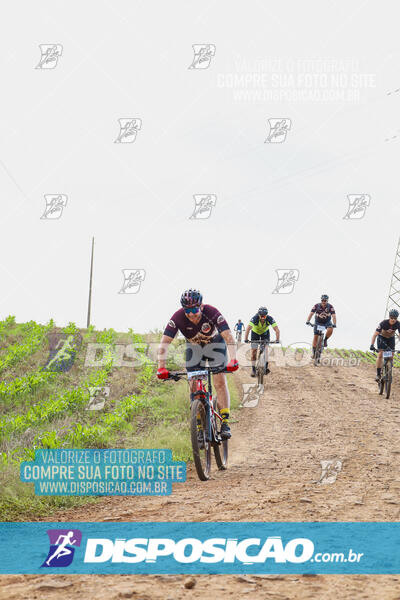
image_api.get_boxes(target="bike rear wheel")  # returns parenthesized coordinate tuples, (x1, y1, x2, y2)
(385, 361, 393, 399)
(212, 398, 228, 470)
(190, 398, 211, 481)
(213, 438, 228, 470)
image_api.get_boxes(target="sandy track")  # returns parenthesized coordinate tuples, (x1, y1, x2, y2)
(2, 359, 400, 598)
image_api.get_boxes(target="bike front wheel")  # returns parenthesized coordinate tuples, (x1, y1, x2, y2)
(190, 398, 211, 481)
(385, 361, 393, 399)
(257, 363, 265, 386)
(213, 437, 228, 470)
(379, 369, 384, 395)
(314, 337, 323, 366)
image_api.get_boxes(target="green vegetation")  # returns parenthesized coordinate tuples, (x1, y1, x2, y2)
(0, 315, 16, 337)
(0, 320, 53, 373)
(0, 319, 240, 520)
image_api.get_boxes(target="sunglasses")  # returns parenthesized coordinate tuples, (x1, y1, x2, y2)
(184, 307, 200, 314)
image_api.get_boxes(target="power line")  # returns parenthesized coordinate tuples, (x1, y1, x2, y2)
(86, 237, 95, 328)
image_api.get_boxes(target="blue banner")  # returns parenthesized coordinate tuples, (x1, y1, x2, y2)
(0, 522, 400, 574)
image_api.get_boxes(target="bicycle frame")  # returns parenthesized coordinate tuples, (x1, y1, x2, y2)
(164, 366, 231, 480)
(372, 339, 399, 398)
(307, 322, 326, 365)
(167, 367, 226, 442)
(189, 370, 223, 442)
(250, 340, 275, 363)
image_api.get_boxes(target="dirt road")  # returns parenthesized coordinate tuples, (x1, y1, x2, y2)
(2, 360, 400, 599)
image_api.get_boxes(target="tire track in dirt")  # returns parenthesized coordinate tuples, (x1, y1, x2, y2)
(3, 360, 400, 598)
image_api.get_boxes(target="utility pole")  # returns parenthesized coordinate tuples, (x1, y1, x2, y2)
(385, 236, 400, 316)
(86, 237, 94, 328)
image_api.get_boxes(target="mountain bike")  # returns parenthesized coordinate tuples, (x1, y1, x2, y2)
(307, 322, 326, 366)
(250, 340, 279, 386)
(163, 366, 231, 481)
(235, 330, 242, 343)
(372, 341, 399, 399)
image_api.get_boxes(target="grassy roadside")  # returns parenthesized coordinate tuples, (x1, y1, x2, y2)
(0, 322, 240, 521)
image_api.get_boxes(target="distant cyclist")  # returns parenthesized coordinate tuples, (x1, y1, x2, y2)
(244, 307, 280, 377)
(306, 294, 336, 356)
(156, 289, 238, 439)
(234, 319, 245, 342)
(370, 309, 400, 382)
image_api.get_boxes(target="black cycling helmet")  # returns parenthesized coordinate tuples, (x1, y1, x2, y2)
(321, 294, 329, 301)
(389, 309, 399, 319)
(180, 289, 203, 308)
(258, 307, 268, 316)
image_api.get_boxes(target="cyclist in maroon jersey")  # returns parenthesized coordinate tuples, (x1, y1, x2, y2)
(156, 289, 238, 439)
(306, 294, 337, 357)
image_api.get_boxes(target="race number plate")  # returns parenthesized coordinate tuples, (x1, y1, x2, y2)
(187, 370, 208, 379)
(383, 351, 393, 358)
(317, 325, 326, 332)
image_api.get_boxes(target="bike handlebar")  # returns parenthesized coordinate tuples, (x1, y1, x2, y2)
(164, 366, 232, 381)
(244, 340, 280, 344)
(370, 343, 400, 354)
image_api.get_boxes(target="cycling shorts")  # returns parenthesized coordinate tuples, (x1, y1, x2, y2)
(377, 335, 395, 351)
(313, 320, 333, 334)
(250, 330, 270, 349)
(185, 334, 228, 372)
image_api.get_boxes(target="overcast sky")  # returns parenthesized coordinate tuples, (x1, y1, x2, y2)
(0, 1, 399, 349)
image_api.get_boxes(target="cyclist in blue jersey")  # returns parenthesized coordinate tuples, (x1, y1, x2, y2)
(234, 319, 245, 342)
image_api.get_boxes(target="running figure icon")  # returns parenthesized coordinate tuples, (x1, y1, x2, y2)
(41, 529, 82, 568)
(46, 531, 77, 566)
